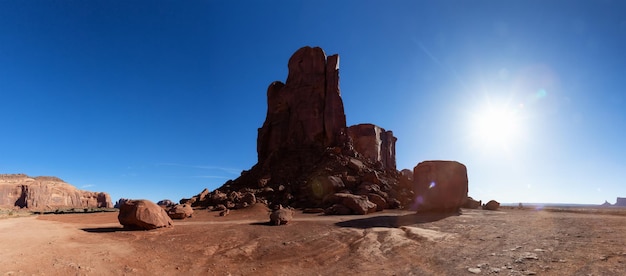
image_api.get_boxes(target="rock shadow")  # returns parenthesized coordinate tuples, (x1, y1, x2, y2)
(81, 227, 140, 233)
(335, 212, 457, 229)
(250, 221, 273, 226)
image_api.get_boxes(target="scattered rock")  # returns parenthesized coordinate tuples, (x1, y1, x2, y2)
(367, 193, 388, 211)
(167, 204, 193, 219)
(324, 204, 352, 215)
(468, 267, 481, 274)
(330, 193, 376, 215)
(157, 199, 174, 208)
(118, 199, 173, 230)
(303, 208, 325, 213)
(269, 205, 294, 225)
(462, 196, 481, 209)
(483, 200, 500, 211)
(219, 209, 230, 217)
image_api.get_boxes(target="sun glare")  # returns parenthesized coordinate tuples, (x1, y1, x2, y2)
(471, 105, 521, 150)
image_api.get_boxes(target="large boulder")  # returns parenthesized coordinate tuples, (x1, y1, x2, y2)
(118, 199, 173, 230)
(348, 124, 397, 171)
(0, 174, 113, 211)
(413, 161, 468, 213)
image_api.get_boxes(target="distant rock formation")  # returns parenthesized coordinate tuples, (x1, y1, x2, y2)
(348, 124, 397, 171)
(615, 197, 626, 207)
(0, 174, 112, 211)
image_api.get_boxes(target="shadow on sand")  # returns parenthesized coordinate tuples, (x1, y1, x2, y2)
(81, 227, 142, 233)
(335, 212, 458, 229)
(249, 221, 274, 226)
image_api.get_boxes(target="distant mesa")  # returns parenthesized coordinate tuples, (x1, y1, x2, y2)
(615, 197, 626, 207)
(0, 173, 112, 211)
(182, 46, 469, 215)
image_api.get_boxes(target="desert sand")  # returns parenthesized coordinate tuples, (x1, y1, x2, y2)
(1, 205, 625, 275)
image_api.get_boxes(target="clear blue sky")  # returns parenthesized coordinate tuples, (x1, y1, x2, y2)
(1, 1, 625, 204)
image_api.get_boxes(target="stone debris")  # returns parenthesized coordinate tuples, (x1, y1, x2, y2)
(468, 267, 481, 274)
(269, 205, 294, 226)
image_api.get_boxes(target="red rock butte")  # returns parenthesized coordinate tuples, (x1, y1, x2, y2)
(183, 46, 468, 214)
(0, 173, 113, 211)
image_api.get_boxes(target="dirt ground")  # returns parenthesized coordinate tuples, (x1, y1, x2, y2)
(1, 205, 625, 275)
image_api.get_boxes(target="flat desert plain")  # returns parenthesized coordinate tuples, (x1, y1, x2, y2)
(1, 205, 625, 275)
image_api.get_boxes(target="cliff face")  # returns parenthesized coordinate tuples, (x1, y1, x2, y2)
(0, 174, 113, 210)
(257, 46, 347, 163)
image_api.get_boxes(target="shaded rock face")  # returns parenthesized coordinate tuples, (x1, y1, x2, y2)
(616, 197, 626, 206)
(348, 124, 397, 171)
(0, 174, 113, 211)
(413, 161, 468, 212)
(118, 199, 173, 230)
(257, 46, 347, 163)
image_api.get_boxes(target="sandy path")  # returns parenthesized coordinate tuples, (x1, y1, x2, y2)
(1, 207, 625, 275)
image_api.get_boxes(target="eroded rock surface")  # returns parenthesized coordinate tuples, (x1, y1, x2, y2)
(0, 174, 112, 211)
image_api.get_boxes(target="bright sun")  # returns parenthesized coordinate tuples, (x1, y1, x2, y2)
(470, 105, 522, 150)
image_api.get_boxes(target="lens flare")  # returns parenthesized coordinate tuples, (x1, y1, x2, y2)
(429, 181, 436, 189)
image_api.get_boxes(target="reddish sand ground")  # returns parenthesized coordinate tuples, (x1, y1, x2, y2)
(1, 205, 625, 275)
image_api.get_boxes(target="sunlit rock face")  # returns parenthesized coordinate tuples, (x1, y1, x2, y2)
(348, 123, 397, 171)
(257, 46, 347, 163)
(412, 161, 468, 212)
(0, 174, 113, 211)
